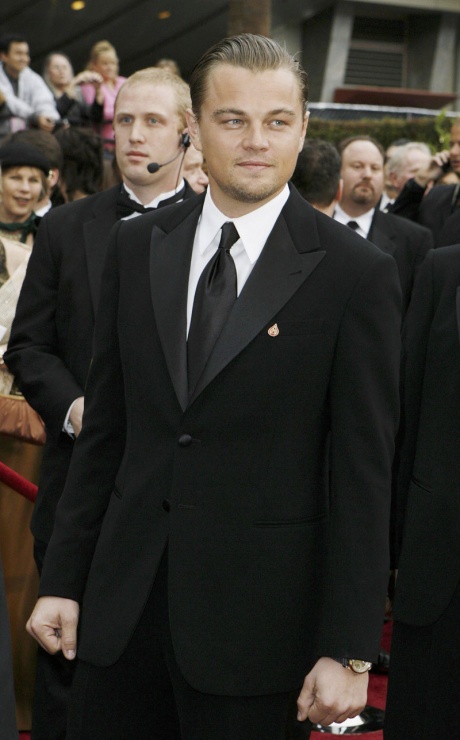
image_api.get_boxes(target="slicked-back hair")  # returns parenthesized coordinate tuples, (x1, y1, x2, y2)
(189, 33, 308, 118)
(338, 135, 385, 162)
(115, 67, 191, 130)
(292, 139, 341, 207)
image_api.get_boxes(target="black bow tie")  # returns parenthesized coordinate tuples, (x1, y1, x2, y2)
(116, 184, 187, 219)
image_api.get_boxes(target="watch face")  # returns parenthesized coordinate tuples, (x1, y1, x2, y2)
(349, 659, 372, 673)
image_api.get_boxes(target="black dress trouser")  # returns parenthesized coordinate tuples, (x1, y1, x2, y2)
(66, 550, 312, 740)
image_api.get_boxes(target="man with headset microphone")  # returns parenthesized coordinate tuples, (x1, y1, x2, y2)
(5, 66, 196, 740)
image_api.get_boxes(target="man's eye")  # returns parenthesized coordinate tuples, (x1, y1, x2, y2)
(148, 118, 158, 125)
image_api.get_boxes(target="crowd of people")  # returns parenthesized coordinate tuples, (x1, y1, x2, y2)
(0, 28, 459, 740)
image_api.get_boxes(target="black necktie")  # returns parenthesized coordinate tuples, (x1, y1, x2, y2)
(115, 184, 187, 219)
(347, 220, 360, 230)
(187, 222, 239, 396)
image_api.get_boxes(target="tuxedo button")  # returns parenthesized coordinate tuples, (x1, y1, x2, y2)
(162, 499, 171, 512)
(178, 434, 192, 447)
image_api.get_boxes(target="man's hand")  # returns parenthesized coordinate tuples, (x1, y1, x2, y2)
(27, 596, 80, 660)
(69, 396, 85, 437)
(297, 657, 368, 726)
(414, 149, 451, 189)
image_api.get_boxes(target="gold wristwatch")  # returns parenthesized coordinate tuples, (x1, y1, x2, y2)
(334, 658, 372, 673)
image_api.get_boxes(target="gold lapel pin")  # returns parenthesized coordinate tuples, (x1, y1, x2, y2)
(267, 323, 279, 337)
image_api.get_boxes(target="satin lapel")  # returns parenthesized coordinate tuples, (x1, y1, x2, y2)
(84, 192, 118, 315)
(149, 205, 202, 412)
(456, 286, 460, 346)
(189, 212, 325, 404)
(368, 212, 397, 256)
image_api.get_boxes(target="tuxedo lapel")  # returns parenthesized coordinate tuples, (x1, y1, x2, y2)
(189, 208, 325, 404)
(84, 188, 119, 314)
(368, 211, 397, 256)
(149, 202, 203, 412)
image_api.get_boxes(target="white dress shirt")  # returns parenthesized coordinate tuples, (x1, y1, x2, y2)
(334, 203, 374, 239)
(187, 185, 290, 332)
(65, 184, 291, 434)
(122, 180, 187, 218)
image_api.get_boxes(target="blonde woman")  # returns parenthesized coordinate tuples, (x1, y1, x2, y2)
(80, 40, 126, 154)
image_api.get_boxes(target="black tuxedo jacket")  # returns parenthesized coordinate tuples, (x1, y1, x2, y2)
(394, 244, 460, 626)
(367, 208, 433, 314)
(5, 183, 195, 544)
(39, 186, 401, 696)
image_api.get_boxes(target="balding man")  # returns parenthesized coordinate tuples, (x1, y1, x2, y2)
(335, 136, 433, 314)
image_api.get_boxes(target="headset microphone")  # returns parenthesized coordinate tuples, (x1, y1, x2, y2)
(147, 132, 191, 174)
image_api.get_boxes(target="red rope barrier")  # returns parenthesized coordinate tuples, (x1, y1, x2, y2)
(0, 461, 37, 503)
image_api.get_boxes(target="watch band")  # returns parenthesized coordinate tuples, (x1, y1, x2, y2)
(332, 657, 372, 673)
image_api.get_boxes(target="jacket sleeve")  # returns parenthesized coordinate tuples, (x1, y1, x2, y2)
(317, 250, 401, 662)
(38, 221, 126, 601)
(394, 249, 435, 562)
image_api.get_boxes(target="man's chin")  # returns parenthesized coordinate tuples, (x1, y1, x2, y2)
(221, 181, 281, 205)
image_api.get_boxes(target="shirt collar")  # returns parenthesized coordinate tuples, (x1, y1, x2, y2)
(334, 203, 375, 236)
(122, 180, 186, 210)
(197, 185, 290, 263)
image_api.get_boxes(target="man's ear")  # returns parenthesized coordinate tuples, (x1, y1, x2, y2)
(185, 108, 202, 152)
(335, 179, 343, 204)
(298, 110, 309, 152)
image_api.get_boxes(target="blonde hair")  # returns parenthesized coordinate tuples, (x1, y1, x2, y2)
(116, 67, 191, 130)
(86, 40, 118, 70)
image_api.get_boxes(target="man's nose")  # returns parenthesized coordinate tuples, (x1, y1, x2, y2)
(243, 124, 269, 150)
(129, 122, 145, 141)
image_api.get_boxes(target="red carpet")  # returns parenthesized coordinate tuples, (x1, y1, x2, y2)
(19, 623, 391, 739)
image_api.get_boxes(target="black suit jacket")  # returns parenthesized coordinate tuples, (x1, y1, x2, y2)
(394, 244, 460, 626)
(39, 186, 401, 695)
(5, 183, 195, 544)
(367, 208, 433, 314)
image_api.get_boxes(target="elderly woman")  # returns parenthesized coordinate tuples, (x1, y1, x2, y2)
(0, 141, 48, 728)
(43, 51, 104, 129)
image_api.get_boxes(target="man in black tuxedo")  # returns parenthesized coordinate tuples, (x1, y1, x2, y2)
(384, 244, 460, 738)
(334, 136, 433, 315)
(5, 66, 195, 740)
(26, 35, 400, 739)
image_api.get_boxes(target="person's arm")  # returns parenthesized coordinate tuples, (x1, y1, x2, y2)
(394, 250, 435, 562)
(27, 71, 60, 123)
(297, 250, 401, 724)
(29, 220, 127, 605)
(5, 216, 86, 437)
